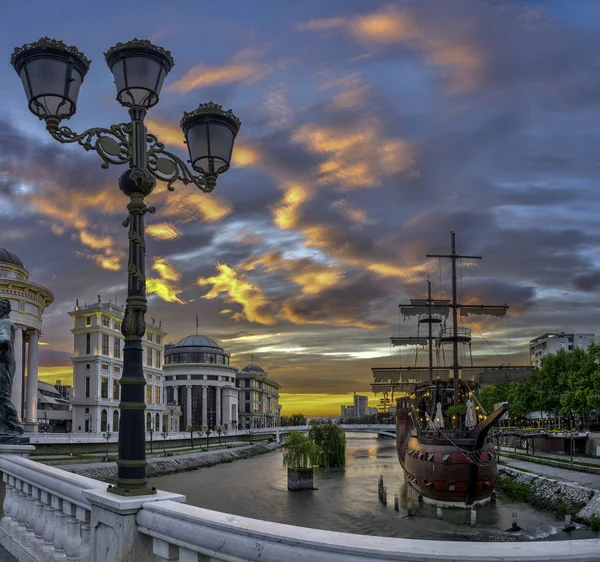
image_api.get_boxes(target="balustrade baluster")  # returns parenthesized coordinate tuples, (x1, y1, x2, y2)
(8, 476, 21, 536)
(41, 493, 57, 562)
(33, 490, 49, 555)
(63, 501, 81, 562)
(51, 496, 67, 560)
(180, 547, 200, 562)
(77, 507, 91, 562)
(15, 480, 28, 542)
(23, 483, 38, 547)
(1, 474, 14, 533)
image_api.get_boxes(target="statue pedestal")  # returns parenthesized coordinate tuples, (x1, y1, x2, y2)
(0, 444, 35, 458)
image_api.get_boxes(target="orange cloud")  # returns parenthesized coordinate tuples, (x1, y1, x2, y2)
(272, 184, 310, 230)
(293, 120, 413, 188)
(146, 222, 182, 240)
(299, 6, 483, 93)
(332, 199, 374, 227)
(168, 48, 278, 94)
(147, 256, 185, 304)
(198, 263, 277, 325)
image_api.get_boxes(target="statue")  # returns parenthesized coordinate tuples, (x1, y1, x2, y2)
(0, 299, 28, 443)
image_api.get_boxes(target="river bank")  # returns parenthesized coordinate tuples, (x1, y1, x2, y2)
(498, 465, 600, 529)
(64, 441, 281, 482)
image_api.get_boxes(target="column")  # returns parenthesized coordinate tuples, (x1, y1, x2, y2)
(186, 386, 192, 427)
(201, 386, 207, 429)
(222, 390, 231, 429)
(215, 387, 221, 427)
(25, 330, 39, 432)
(10, 326, 23, 420)
(173, 385, 179, 405)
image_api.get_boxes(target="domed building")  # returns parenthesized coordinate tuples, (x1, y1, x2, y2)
(0, 248, 54, 431)
(237, 363, 281, 429)
(163, 335, 239, 431)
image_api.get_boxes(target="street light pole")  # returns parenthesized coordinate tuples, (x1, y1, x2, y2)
(11, 37, 240, 496)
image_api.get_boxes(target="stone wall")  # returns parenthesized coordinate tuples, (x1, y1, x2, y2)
(66, 442, 281, 482)
(498, 465, 600, 526)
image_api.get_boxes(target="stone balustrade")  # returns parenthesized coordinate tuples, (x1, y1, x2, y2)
(0, 453, 102, 561)
(137, 500, 600, 562)
(0, 453, 598, 562)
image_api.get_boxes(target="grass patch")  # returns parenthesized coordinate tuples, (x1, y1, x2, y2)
(497, 474, 586, 518)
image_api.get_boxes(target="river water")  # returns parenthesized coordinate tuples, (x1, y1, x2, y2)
(150, 434, 597, 542)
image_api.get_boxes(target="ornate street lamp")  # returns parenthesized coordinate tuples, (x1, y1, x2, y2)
(11, 37, 240, 496)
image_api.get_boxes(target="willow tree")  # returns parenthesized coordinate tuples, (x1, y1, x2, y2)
(282, 432, 321, 491)
(308, 423, 346, 467)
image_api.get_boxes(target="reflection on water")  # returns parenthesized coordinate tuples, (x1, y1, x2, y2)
(149, 433, 597, 542)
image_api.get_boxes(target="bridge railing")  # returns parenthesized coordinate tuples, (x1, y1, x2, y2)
(136, 500, 598, 562)
(0, 453, 103, 561)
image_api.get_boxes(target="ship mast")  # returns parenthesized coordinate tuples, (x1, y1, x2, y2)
(427, 278, 433, 384)
(427, 232, 481, 410)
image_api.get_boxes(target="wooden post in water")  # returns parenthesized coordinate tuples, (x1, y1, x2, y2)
(470, 507, 476, 527)
(394, 495, 399, 511)
(437, 507, 443, 519)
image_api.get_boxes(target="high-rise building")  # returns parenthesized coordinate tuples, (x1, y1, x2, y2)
(237, 364, 281, 429)
(529, 332, 595, 368)
(353, 393, 369, 418)
(69, 297, 168, 433)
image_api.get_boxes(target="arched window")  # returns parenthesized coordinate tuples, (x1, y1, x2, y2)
(113, 410, 119, 432)
(101, 409, 108, 432)
(146, 412, 152, 431)
(155, 413, 160, 431)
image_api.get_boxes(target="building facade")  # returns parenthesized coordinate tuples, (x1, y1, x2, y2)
(353, 394, 369, 418)
(0, 248, 54, 432)
(69, 297, 167, 433)
(529, 332, 595, 368)
(237, 364, 281, 429)
(163, 335, 239, 432)
(36, 380, 72, 433)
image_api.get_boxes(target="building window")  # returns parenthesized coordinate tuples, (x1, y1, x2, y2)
(102, 334, 109, 356)
(101, 363, 109, 371)
(165, 376, 173, 381)
(207, 375, 217, 381)
(155, 353, 161, 368)
(113, 380, 120, 400)
(113, 365, 121, 374)
(191, 375, 202, 380)
(146, 386, 152, 404)
(245, 391, 250, 401)
(101, 409, 107, 432)
(114, 338, 121, 359)
(176, 375, 187, 381)
(102, 315, 110, 327)
(148, 333, 153, 343)
(155, 387, 160, 404)
(85, 377, 90, 398)
(101, 378, 108, 399)
(85, 363, 91, 370)
(113, 321, 120, 331)
(86, 316, 92, 326)
(86, 334, 91, 355)
(147, 348, 153, 366)
(156, 336, 161, 345)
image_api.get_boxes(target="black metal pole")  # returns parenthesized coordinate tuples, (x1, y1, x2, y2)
(114, 107, 156, 496)
(451, 232, 459, 412)
(428, 279, 433, 384)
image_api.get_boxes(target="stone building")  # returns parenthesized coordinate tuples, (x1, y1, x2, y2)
(237, 364, 281, 429)
(69, 297, 168, 433)
(163, 335, 239, 431)
(0, 248, 53, 432)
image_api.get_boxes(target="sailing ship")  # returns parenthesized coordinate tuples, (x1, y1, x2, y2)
(372, 232, 528, 507)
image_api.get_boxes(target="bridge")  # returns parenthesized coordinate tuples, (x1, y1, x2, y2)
(0, 450, 597, 561)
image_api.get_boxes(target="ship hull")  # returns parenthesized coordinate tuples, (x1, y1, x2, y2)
(396, 416, 498, 507)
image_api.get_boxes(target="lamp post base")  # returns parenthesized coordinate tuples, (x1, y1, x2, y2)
(107, 484, 157, 497)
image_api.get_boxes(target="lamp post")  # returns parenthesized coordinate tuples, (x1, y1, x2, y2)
(11, 37, 240, 496)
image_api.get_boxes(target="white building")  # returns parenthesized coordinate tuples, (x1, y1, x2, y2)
(35, 380, 71, 433)
(353, 394, 369, 418)
(163, 335, 239, 431)
(340, 405, 354, 420)
(0, 248, 54, 432)
(237, 364, 281, 429)
(69, 297, 167, 434)
(529, 332, 595, 368)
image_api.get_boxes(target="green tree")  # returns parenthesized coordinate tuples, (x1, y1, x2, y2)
(308, 423, 346, 467)
(282, 432, 320, 469)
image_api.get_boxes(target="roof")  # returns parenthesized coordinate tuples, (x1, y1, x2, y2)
(241, 364, 266, 374)
(165, 334, 227, 356)
(0, 248, 24, 268)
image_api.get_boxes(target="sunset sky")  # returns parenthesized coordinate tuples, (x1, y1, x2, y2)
(2, 1, 600, 416)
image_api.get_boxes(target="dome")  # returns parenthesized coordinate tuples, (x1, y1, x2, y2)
(241, 364, 266, 374)
(173, 335, 223, 350)
(0, 248, 24, 268)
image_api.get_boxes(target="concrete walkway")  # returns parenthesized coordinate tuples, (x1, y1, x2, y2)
(501, 456, 600, 489)
(501, 446, 600, 466)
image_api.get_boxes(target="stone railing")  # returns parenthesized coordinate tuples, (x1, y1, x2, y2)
(0, 453, 101, 561)
(137, 500, 600, 562)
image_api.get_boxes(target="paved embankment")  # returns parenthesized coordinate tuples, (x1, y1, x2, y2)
(63, 442, 281, 482)
(498, 464, 600, 527)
